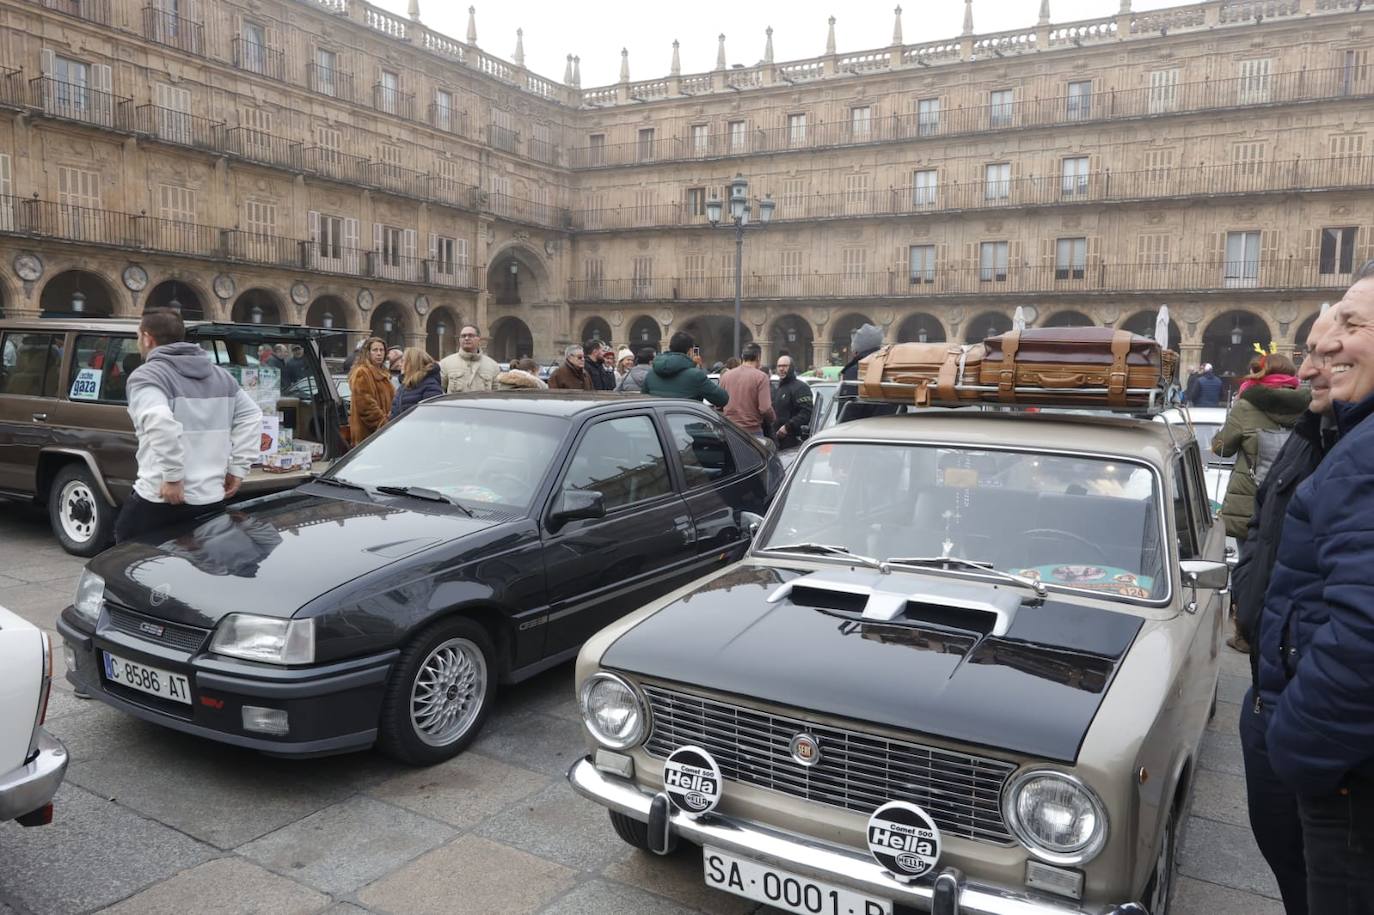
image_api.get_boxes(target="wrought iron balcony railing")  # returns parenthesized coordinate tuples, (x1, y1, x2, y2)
(134, 104, 224, 151)
(488, 124, 520, 154)
(233, 38, 286, 81)
(142, 7, 205, 56)
(366, 161, 428, 197)
(0, 68, 23, 109)
(427, 102, 467, 135)
(30, 77, 132, 131)
(373, 84, 415, 120)
(302, 146, 370, 184)
(223, 127, 302, 170)
(307, 64, 353, 101)
(39, 0, 109, 24)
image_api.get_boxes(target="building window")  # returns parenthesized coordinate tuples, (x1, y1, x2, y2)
(1320, 226, 1358, 275)
(488, 174, 511, 215)
(1330, 132, 1365, 159)
(1238, 58, 1272, 104)
(917, 98, 940, 136)
(530, 123, 553, 163)
(985, 162, 1010, 201)
(1055, 237, 1087, 280)
(979, 241, 1009, 282)
(316, 125, 342, 166)
(913, 168, 937, 207)
(58, 166, 102, 209)
(686, 187, 707, 217)
(240, 21, 267, 74)
(316, 213, 344, 260)
(1138, 233, 1171, 271)
(845, 173, 871, 208)
(637, 128, 655, 162)
(157, 184, 195, 223)
(728, 120, 747, 152)
(1143, 147, 1174, 184)
(909, 245, 936, 284)
(1067, 80, 1092, 120)
(315, 49, 338, 96)
(434, 89, 454, 131)
(1223, 230, 1261, 287)
(1342, 49, 1369, 96)
(850, 105, 872, 141)
(989, 89, 1014, 127)
(1061, 156, 1089, 197)
(584, 258, 604, 294)
(782, 177, 806, 209)
(1233, 142, 1266, 179)
(691, 124, 710, 155)
(433, 235, 459, 276)
(1148, 68, 1180, 114)
(245, 200, 276, 237)
(632, 256, 653, 297)
(780, 249, 804, 278)
(787, 113, 807, 146)
(588, 133, 606, 166)
(378, 69, 400, 113)
(842, 247, 866, 279)
(50, 55, 91, 115)
(489, 107, 517, 152)
(683, 253, 706, 282)
(380, 144, 403, 179)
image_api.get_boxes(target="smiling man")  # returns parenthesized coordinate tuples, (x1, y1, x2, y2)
(1258, 263, 1374, 911)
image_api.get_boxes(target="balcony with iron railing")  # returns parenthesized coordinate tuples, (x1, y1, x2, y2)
(223, 127, 302, 170)
(134, 104, 224, 151)
(427, 176, 479, 210)
(307, 64, 354, 101)
(0, 68, 23, 109)
(367, 161, 428, 197)
(570, 154, 1374, 231)
(488, 124, 520, 155)
(484, 192, 567, 229)
(142, 7, 205, 56)
(302, 146, 370, 184)
(373, 84, 415, 120)
(38, 0, 110, 24)
(527, 137, 559, 166)
(427, 103, 468, 136)
(233, 38, 286, 81)
(567, 65, 1374, 169)
(29, 77, 132, 131)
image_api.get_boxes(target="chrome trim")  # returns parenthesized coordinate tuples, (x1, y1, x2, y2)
(27, 632, 52, 761)
(569, 758, 1140, 915)
(1001, 769, 1110, 866)
(578, 671, 650, 750)
(0, 729, 68, 822)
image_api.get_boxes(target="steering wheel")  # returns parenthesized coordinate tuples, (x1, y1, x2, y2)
(1022, 528, 1109, 562)
(484, 472, 531, 503)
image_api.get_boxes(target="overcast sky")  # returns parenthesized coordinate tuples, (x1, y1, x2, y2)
(374, 0, 1177, 88)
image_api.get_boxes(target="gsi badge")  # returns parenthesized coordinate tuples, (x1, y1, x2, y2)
(661, 745, 722, 819)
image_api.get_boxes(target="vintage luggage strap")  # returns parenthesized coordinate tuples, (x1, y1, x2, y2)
(861, 343, 972, 406)
(993, 329, 1135, 407)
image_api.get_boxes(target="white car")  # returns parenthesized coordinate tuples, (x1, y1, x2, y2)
(0, 605, 67, 827)
(1162, 406, 1236, 563)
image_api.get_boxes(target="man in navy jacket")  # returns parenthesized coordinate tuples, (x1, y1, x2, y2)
(1260, 268, 1374, 910)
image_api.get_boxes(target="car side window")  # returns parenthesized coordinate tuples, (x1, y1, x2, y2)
(68, 334, 141, 404)
(666, 412, 738, 488)
(1183, 443, 1213, 531)
(1171, 456, 1198, 559)
(563, 414, 672, 511)
(0, 333, 62, 398)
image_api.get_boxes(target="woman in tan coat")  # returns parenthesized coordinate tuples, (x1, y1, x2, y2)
(348, 336, 394, 445)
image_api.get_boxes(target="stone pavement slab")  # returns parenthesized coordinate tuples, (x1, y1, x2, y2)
(1189, 768, 1250, 830)
(1173, 875, 1286, 914)
(1179, 814, 1282, 898)
(476, 779, 633, 874)
(602, 846, 756, 914)
(367, 750, 551, 830)
(537, 878, 700, 914)
(356, 835, 578, 915)
(471, 710, 588, 777)
(99, 857, 331, 914)
(0, 783, 215, 915)
(237, 795, 454, 895)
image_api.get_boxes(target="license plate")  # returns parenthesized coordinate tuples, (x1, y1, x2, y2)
(102, 651, 191, 704)
(703, 847, 892, 915)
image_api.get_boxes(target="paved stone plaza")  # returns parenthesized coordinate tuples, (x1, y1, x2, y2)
(1, 504, 1284, 914)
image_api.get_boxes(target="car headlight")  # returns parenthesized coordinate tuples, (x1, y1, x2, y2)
(1003, 769, 1108, 865)
(72, 570, 105, 627)
(210, 615, 315, 665)
(579, 672, 648, 750)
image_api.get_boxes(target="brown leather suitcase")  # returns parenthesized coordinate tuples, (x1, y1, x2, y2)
(978, 327, 1177, 407)
(859, 343, 985, 406)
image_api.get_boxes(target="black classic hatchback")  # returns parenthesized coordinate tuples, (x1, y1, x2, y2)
(57, 393, 781, 764)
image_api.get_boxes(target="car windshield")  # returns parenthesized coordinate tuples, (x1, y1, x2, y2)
(759, 442, 1167, 601)
(330, 406, 568, 512)
(1190, 423, 1233, 466)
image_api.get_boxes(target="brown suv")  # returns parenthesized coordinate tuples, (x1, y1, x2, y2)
(0, 318, 347, 555)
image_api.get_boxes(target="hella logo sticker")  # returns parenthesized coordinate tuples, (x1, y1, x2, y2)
(662, 746, 722, 819)
(866, 801, 942, 882)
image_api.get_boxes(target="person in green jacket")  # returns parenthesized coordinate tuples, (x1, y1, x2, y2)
(643, 331, 729, 407)
(1213, 353, 1310, 541)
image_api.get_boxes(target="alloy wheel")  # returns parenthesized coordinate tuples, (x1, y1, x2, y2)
(409, 637, 488, 747)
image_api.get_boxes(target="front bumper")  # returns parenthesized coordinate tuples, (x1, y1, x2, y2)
(568, 758, 1145, 915)
(58, 612, 397, 757)
(0, 729, 68, 821)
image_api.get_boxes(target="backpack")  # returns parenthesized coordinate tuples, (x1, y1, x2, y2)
(1251, 427, 1290, 486)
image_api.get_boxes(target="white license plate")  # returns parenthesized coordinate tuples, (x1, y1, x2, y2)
(102, 651, 191, 704)
(704, 847, 892, 915)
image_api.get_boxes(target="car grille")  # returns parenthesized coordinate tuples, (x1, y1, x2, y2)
(642, 684, 1017, 844)
(106, 605, 210, 654)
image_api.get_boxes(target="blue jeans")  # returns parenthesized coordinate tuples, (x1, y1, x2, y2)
(1240, 689, 1308, 915)
(1297, 775, 1374, 915)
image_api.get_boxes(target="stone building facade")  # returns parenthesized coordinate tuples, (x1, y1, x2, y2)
(0, 0, 1370, 377)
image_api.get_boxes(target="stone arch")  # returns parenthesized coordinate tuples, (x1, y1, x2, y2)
(231, 288, 285, 325)
(487, 242, 552, 306)
(1120, 310, 1181, 349)
(965, 310, 1012, 343)
(1041, 309, 1096, 328)
(627, 314, 662, 351)
(490, 316, 534, 362)
(828, 312, 875, 364)
(426, 307, 462, 359)
(895, 312, 947, 343)
(0, 269, 15, 318)
(1202, 309, 1272, 385)
(307, 295, 351, 358)
(40, 269, 120, 318)
(579, 316, 613, 347)
(678, 315, 752, 368)
(145, 278, 209, 320)
(768, 314, 815, 372)
(1292, 310, 1323, 356)
(370, 301, 410, 348)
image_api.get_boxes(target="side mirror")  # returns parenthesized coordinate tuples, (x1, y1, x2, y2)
(549, 489, 605, 530)
(741, 511, 765, 539)
(1180, 559, 1230, 590)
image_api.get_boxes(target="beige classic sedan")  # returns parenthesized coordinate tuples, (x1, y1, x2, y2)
(568, 408, 1227, 915)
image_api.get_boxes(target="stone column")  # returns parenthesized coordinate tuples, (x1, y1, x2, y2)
(757, 338, 775, 367)
(812, 340, 831, 370)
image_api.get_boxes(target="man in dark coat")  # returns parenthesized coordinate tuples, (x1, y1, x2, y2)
(1259, 272, 1374, 910)
(836, 323, 897, 423)
(1234, 309, 1337, 915)
(772, 354, 813, 450)
(547, 344, 594, 391)
(1185, 363, 1224, 406)
(584, 340, 616, 391)
(643, 331, 728, 406)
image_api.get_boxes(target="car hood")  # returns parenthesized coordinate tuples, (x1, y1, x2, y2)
(89, 489, 498, 627)
(601, 563, 1143, 763)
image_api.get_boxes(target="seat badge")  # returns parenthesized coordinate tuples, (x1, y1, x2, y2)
(789, 732, 822, 768)
(867, 801, 942, 883)
(662, 746, 722, 819)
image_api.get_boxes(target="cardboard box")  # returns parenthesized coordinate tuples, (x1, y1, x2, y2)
(262, 450, 313, 473)
(294, 439, 325, 459)
(259, 414, 280, 457)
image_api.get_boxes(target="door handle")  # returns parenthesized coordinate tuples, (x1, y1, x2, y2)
(31, 413, 48, 422)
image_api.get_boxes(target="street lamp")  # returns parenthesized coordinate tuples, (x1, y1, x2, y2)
(321, 311, 335, 329)
(1230, 317, 1243, 346)
(708, 172, 776, 358)
(436, 320, 448, 354)
(917, 322, 929, 344)
(382, 315, 395, 335)
(250, 304, 264, 324)
(70, 290, 86, 314)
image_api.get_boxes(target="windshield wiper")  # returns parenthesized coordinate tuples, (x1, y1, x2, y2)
(374, 485, 475, 516)
(762, 542, 883, 570)
(882, 556, 1047, 598)
(311, 475, 366, 492)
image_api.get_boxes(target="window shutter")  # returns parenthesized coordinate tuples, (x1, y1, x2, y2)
(1211, 232, 1225, 268)
(1260, 230, 1278, 283)
(962, 242, 975, 270)
(1010, 241, 1024, 267)
(41, 49, 54, 78)
(373, 222, 382, 252)
(307, 210, 319, 243)
(0, 153, 10, 195)
(94, 64, 112, 94)
(894, 245, 907, 275)
(343, 217, 359, 273)
(1087, 236, 1101, 267)
(403, 228, 417, 280)
(1361, 226, 1374, 266)
(456, 237, 468, 269)
(428, 232, 437, 262)
(1039, 237, 1053, 268)
(1302, 228, 1318, 272)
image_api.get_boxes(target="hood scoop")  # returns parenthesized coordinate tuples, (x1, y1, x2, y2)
(768, 569, 1022, 637)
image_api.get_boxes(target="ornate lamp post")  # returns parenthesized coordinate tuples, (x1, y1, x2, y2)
(707, 173, 776, 359)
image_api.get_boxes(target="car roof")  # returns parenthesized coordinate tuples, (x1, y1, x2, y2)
(0, 318, 329, 336)
(424, 391, 688, 418)
(815, 409, 1187, 468)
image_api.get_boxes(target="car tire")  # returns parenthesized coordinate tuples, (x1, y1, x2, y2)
(48, 463, 115, 557)
(1143, 806, 1178, 915)
(377, 616, 496, 766)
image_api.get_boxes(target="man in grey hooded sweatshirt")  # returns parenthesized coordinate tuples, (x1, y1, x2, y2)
(116, 308, 262, 543)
